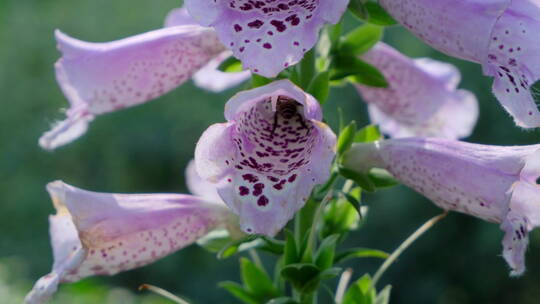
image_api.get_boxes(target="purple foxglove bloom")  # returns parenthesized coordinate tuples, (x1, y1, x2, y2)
(343, 137, 540, 276)
(379, 0, 540, 128)
(40, 8, 250, 150)
(356, 42, 478, 139)
(195, 80, 337, 236)
(184, 0, 349, 77)
(25, 181, 234, 304)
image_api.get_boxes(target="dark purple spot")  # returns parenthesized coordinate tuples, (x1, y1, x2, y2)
(257, 195, 269, 206)
(239, 186, 249, 196)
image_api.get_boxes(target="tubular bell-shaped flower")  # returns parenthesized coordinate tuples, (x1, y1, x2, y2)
(379, 0, 540, 128)
(342, 137, 540, 276)
(195, 80, 336, 236)
(356, 42, 478, 139)
(40, 7, 250, 150)
(25, 180, 235, 304)
(184, 0, 349, 77)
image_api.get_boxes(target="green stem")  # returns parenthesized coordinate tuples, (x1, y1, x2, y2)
(371, 212, 448, 288)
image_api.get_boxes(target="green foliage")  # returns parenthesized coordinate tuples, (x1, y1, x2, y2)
(340, 24, 384, 56)
(217, 57, 243, 73)
(337, 121, 358, 156)
(348, 0, 398, 26)
(331, 55, 388, 87)
(343, 274, 376, 304)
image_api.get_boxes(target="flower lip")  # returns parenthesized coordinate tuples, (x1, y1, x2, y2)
(224, 79, 322, 122)
(195, 80, 336, 236)
(185, 0, 349, 77)
(356, 42, 478, 139)
(26, 180, 234, 304)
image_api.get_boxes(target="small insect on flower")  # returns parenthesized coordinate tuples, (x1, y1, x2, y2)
(271, 96, 310, 136)
(195, 80, 336, 236)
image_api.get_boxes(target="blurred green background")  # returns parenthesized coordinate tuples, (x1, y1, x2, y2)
(2, 0, 540, 303)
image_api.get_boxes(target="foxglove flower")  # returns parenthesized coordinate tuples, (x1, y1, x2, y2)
(185, 0, 349, 77)
(356, 42, 478, 139)
(25, 180, 235, 304)
(343, 137, 540, 276)
(40, 7, 250, 150)
(195, 80, 337, 236)
(379, 0, 540, 128)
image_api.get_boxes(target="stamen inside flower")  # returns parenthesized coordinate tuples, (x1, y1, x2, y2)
(228, 96, 316, 210)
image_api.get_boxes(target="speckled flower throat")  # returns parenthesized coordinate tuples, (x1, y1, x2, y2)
(229, 1, 316, 45)
(231, 96, 316, 213)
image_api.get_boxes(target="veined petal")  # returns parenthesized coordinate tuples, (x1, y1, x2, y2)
(185, 159, 223, 203)
(40, 25, 225, 150)
(185, 0, 348, 77)
(25, 181, 231, 304)
(357, 43, 478, 139)
(501, 211, 529, 276)
(485, 0, 540, 127)
(192, 51, 251, 92)
(343, 138, 540, 275)
(195, 80, 336, 236)
(379, 0, 508, 63)
(164, 7, 199, 27)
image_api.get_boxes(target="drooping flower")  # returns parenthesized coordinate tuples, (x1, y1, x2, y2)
(342, 137, 540, 276)
(40, 7, 250, 150)
(25, 180, 236, 304)
(184, 0, 349, 77)
(195, 80, 336, 236)
(379, 0, 540, 128)
(356, 42, 478, 139)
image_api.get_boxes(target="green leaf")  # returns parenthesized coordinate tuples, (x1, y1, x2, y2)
(342, 191, 362, 216)
(298, 49, 316, 89)
(196, 230, 232, 253)
(251, 74, 273, 88)
(301, 267, 342, 294)
(348, 0, 397, 26)
(374, 285, 392, 304)
(348, 0, 370, 21)
(240, 258, 279, 298)
(322, 191, 361, 237)
(368, 168, 398, 188)
(260, 237, 285, 255)
(343, 274, 376, 304)
(337, 121, 357, 156)
(307, 71, 330, 104)
(284, 230, 298, 265)
(363, 2, 397, 26)
(338, 167, 376, 193)
(217, 235, 259, 259)
(340, 24, 383, 56)
(218, 56, 243, 72)
(280, 263, 320, 291)
(219, 281, 259, 304)
(334, 248, 390, 264)
(355, 125, 382, 143)
(314, 234, 340, 270)
(331, 55, 388, 87)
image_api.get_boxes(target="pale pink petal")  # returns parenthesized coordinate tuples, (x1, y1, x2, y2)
(185, 0, 348, 77)
(26, 181, 231, 303)
(357, 43, 478, 139)
(501, 211, 530, 276)
(485, 0, 540, 128)
(195, 80, 336, 236)
(192, 51, 251, 92)
(164, 7, 199, 27)
(185, 159, 223, 203)
(379, 0, 507, 63)
(40, 26, 224, 150)
(343, 138, 540, 275)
